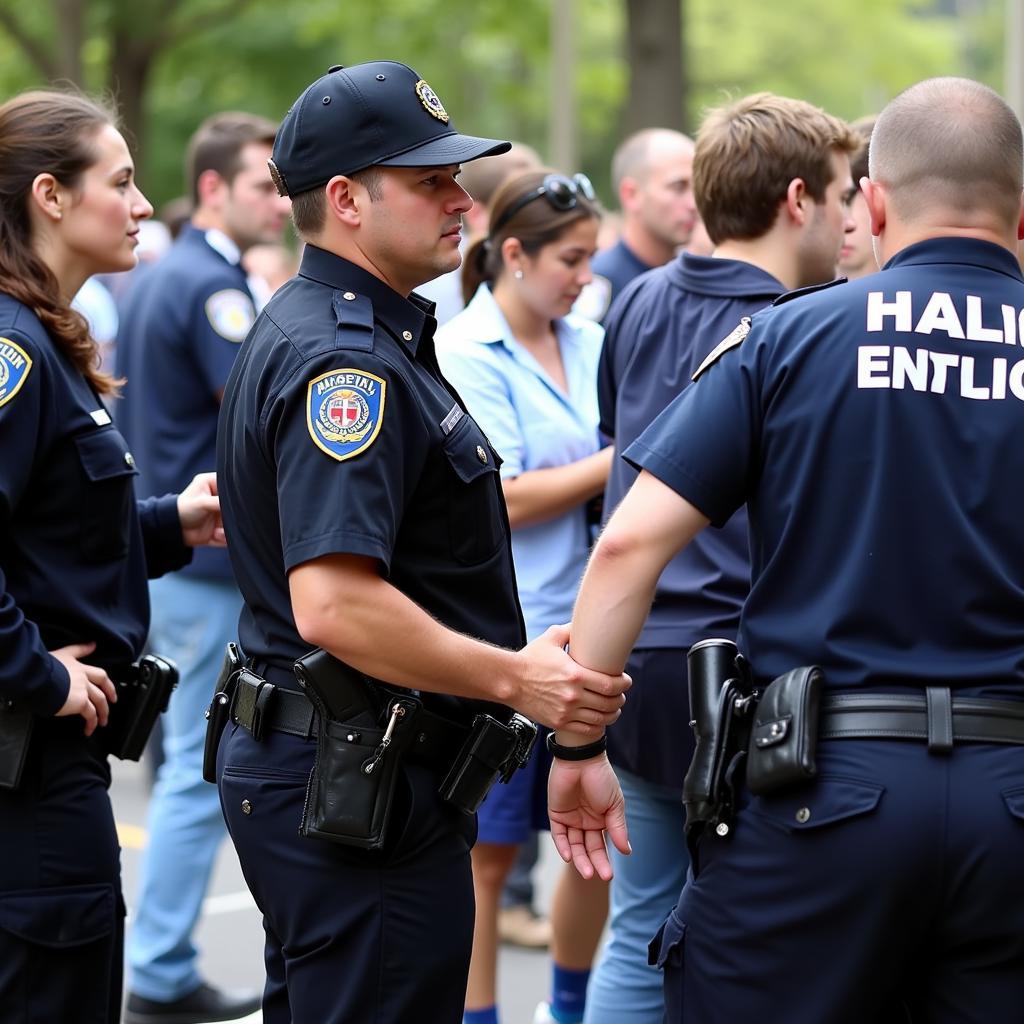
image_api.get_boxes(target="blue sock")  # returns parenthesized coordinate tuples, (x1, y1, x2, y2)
(464, 1007, 499, 1024)
(550, 964, 590, 1023)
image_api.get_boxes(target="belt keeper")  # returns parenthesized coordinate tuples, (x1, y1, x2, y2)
(925, 686, 953, 754)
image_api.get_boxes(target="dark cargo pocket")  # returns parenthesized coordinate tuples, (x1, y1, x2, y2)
(1001, 785, 1024, 822)
(74, 427, 138, 562)
(0, 882, 117, 1022)
(649, 910, 686, 970)
(747, 774, 884, 834)
(442, 419, 504, 565)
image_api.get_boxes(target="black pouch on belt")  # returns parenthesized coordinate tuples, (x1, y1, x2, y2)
(0, 701, 33, 791)
(202, 642, 243, 784)
(100, 654, 179, 761)
(294, 648, 417, 851)
(746, 666, 823, 795)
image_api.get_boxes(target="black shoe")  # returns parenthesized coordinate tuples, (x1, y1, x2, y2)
(124, 982, 262, 1024)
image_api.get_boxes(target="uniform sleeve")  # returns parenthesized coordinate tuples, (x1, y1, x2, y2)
(191, 280, 257, 397)
(436, 344, 525, 478)
(137, 494, 193, 578)
(623, 322, 765, 528)
(597, 275, 647, 439)
(266, 351, 430, 574)
(0, 336, 70, 713)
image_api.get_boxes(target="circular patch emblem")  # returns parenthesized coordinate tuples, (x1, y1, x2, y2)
(415, 80, 450, 124)
(205, 289, 256, 343)
(306, 368, 387, 462)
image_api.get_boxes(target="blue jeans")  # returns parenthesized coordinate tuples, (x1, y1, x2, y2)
(583, 768, 689, 1024)
(127, 574, 243, 1001)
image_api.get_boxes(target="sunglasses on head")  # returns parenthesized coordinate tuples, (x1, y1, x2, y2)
(491, 173, 596, 235)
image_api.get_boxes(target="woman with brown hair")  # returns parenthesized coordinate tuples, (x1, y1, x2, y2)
(0, 90, 224, 1023)
(437, 169, 611, 1024)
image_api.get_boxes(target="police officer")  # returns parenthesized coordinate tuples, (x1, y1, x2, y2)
(555, 76, 1024, 1022)
(0, 90, 223, 1024)
(116, 111, 287, 1024)
(214, 62, 630, 1024)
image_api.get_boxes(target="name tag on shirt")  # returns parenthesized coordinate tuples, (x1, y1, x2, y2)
(441, 405, 464, 435)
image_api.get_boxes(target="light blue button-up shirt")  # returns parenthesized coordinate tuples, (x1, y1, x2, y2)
(437, 284, 604, 640)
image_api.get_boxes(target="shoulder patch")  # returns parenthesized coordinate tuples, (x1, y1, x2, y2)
(771, 277, 845, 307)
(0, 337, 33, 410)
(205, 288, 256, 342)
(307, 368, 386, 462)
(572, 276, 613, 322)
(692, 318, 751, 381)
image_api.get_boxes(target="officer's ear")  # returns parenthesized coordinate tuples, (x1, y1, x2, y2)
(325, 175, 362, 227)
(618, 175, 640, 213)
(860, 177, 886, 238)
(1016, 188, 1024, 242)
(196, 169, 228, 210)
(28, 172, 67, 228)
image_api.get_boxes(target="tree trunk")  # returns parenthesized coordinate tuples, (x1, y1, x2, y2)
(52, 0, 84, 84)
(107, 37, 154, 170)
(623, 0, 686, 134)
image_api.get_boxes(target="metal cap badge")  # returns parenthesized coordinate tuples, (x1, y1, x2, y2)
(269, 61, 510, 197)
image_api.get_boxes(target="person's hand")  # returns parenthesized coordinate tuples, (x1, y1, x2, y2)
(51, 642, 117, 736)
(548, 754, 630, 880)
(511, 624, 630, 737)
(177, 472, 226, 548)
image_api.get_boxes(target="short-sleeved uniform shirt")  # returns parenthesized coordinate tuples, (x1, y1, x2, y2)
(598, 252, 784, 785)
(629, 238, 1024, 697)
(0, 295, 189, 714)
(216, 246, 525, 722)
(117, 226, 257, 579)
(436, 284, 603, 641)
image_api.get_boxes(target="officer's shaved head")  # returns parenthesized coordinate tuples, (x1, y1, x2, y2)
(612, 129, 693, 193)
(870, 77, 1023, 226)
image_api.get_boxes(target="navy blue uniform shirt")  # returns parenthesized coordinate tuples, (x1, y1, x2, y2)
(0, 295, 189, 715)
(629, 238, 1024, 697)
(117, 226, 257, 579)
(599, 252, 783, 786)
(216, 245, 525, 722)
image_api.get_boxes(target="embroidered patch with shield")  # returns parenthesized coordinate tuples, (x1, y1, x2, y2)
(415, 80, 450, 123)
(307, 368, 387, 462)
(205, 289, 256, 343)
(0, 337, 32, 411)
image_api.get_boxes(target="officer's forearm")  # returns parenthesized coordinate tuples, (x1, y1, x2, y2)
(560, 471, 709, 744)
(289, 553, 521, 704)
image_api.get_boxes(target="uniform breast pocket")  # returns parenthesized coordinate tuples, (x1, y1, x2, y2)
(73, 428, 139, 563)
(442, 421, 505, 565)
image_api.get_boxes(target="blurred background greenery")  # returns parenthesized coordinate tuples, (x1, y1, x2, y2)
(0, 0, 1013, 211)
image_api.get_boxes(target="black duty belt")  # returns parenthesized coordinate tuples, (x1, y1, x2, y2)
(820, 688, 1024, 753)
(230, 671, 470, 769)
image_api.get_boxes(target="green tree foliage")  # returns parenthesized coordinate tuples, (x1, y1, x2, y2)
(0, 0, 1006, 211)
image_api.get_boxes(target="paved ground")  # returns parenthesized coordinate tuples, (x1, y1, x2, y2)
(112, 758, 573, 1023)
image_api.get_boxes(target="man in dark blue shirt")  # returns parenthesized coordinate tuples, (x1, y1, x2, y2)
(560, 76, 1024, 1024)
(116, 112, 290, 1024)
(583, 129, 696, 321)
(214, 62, 629, 1024)
(580, 93, 857, 1024)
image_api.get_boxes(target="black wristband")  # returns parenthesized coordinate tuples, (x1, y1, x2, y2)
(545, 732, 607, 761)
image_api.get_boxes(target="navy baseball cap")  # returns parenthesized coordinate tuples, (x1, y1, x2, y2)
(268, 61, 511, 197)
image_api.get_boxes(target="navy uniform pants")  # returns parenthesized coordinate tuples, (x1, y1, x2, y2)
(218, 721, 477, 1024)
(0, 718, 124, 1024)
(654, 739, 1024, 1023)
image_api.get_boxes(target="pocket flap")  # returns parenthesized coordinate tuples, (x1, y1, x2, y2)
(0, 883, 115, 948)
(1001, 786, 1024, 821)
(74, 428, 138, 482)
(753, 775, 884, 831)
(443, 427, 500, 484)
(648, 911, 686, 969)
